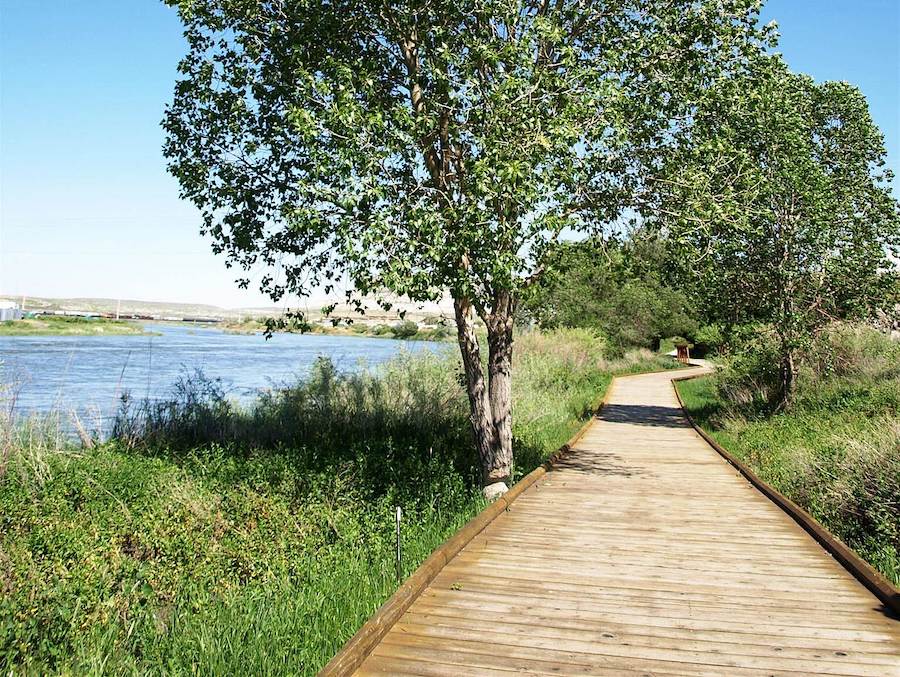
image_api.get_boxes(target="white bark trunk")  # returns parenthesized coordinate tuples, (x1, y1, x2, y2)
(453, 296, 500, 491)
(452, 293, 515, 498)
(487, 291, 514, 487)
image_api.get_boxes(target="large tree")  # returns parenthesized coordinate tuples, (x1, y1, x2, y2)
(523, 234, 698, 350)
(660, 56, 900, 407)
(163, 0, 770, 497)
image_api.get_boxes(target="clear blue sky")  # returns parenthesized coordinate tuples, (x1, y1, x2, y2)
(1, 1, 898, 307)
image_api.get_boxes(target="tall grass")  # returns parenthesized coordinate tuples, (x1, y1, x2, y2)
(677, 322, 900, 584)
(113, 350, 470, 461)
(1, 329, 676, 674)
(0, 381, 70, 486)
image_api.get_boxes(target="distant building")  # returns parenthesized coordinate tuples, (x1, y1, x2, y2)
(0, 300, 23, 321)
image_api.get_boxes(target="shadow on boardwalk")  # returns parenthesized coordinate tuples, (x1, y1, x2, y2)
(599, 402, 693, 428)
(552, 451, 650, 477)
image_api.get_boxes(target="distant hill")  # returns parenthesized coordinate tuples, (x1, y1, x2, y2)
(0, 295, 454, 323)
(1, 295, 238, 319)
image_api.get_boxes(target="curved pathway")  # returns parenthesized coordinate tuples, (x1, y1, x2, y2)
(355, 366, 900, 675)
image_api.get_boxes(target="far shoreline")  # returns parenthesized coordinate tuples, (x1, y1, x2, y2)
(0, 317, 157, 338)
(217, 318, 454, 343)
(0, 317, 453, 344)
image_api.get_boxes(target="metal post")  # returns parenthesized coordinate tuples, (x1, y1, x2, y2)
(395, 506, 403, 583)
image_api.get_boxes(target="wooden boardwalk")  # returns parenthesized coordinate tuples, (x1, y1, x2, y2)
(353, 366, 900, 676)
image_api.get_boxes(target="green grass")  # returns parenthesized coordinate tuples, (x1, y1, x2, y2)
(0, 316, 151, 337)
(1, 445, 477, 674)
(677, 358, 899, 586)
(1, 329, 677, 675)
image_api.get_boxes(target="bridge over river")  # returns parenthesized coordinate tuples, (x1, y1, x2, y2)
(324, 365, 900, 676)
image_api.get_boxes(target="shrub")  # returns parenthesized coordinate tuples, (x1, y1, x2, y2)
(419, 325, 451, 341)
(806, 322, 900, 382)
(692, 323, 726, 357)
(714, 325, 785, 411)
(714, 322, 899, 413)
(390, 320, 419, 339)
(591, 282, 698, 353)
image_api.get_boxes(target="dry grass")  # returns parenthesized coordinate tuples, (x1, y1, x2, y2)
(0, 377, 103, 486)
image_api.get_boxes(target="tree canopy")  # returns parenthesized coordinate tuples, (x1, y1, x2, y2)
(164, 0, 773, 494)
(522, 234, 698, 350)
(164, 0, 770, 310)
(659, 56, 900, 405)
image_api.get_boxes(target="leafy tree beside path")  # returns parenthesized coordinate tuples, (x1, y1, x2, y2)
(660, 56, 900, 408)
(163, 0, 772, 497)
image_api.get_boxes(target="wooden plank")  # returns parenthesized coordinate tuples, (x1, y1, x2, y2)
(359, 652, 665, 677)
(453, 544, 848, 578)
(373, 636, 866, 677)
(402, 608, 900, 656)
(327, 364, 900, 676)
(412, 588, 898, 633)
(357, 654, 527, 676)
(428, 570, 883, 612)
(389, 621, 895, 675)
(466, 534, 850, 561)
(437, 559, 866, 594)
(410, 593, 899, 642)
(425, 576, 889, 619)
(429, 568, 874, 606)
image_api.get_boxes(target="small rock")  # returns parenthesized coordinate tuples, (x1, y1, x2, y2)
(482, 481, 509, 501)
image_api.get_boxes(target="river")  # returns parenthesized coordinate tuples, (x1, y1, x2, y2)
(0, 323, 448, 427)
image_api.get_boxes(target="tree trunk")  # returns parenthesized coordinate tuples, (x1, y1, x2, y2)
(486, 291, 514, 493)
(776, 289, 799, 411)
(778, 344, 797, 410)
(452, 296, 502, 497)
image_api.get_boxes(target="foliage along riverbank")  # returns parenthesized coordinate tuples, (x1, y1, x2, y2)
(0, 329, 678, 674)
(676, 323, 899, 586)
(0, 316, 152, 337)
(221, 316, 454, 342)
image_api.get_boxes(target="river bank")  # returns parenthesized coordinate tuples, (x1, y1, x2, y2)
(0, 316, 152, 337)
(220, 317, 454, 342)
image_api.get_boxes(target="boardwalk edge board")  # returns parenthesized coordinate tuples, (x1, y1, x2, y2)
(317, 368, 649, 676)
(671, 371, 900, 618)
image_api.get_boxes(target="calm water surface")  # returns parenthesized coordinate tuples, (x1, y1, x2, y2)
(0, 323, 447, 425)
